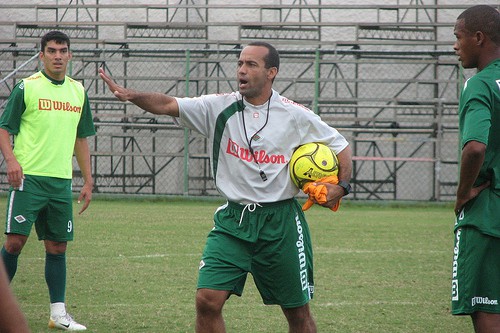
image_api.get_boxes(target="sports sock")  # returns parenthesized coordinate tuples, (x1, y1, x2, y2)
(1, 246, 19, 281)
(45, 252, 66, 303)
(50, 302, 67, 318)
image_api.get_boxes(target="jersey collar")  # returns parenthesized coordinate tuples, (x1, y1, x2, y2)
(41, 70, 65, 85)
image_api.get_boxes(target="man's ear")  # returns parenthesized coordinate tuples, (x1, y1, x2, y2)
(475, 30, 485, 46)
(268, 67, 278, 81)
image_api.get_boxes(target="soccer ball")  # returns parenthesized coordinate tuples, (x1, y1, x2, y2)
(289, 142, 339, 189)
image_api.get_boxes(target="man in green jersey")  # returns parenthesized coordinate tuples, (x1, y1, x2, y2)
(0, 31, 95, 331)
(452, 5, 500, 333)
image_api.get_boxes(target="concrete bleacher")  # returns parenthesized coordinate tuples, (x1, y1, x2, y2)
(0, 2, 466, 47)
(126, 22, 207, 39)
(239, 23, 320, 41)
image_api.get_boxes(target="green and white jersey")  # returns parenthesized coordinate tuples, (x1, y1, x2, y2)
(459, 59, 500, 190)
(176, 90, 349, 203)
(456, 59, 500, 236)
(0, 71, 95, 179)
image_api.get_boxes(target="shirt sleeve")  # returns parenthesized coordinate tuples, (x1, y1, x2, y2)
(460, 78, 491, 148)
(76, 92, 96, 138)
(176, 95, 220, 137)
(0, 81, 26, 135)
(295, 106, 349, 154)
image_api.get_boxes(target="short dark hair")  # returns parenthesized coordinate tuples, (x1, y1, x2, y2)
(41, 30, 71, 51)
(247, 41, 280, 71)
(458, 5, 500, 45)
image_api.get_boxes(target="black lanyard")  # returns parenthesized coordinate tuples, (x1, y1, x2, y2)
(241, 93, 272, 181)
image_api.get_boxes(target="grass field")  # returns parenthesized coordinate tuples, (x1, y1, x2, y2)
(1, 197, 473, 333)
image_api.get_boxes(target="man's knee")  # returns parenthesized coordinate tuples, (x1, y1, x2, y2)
(3, 235, 28, 254)
(282, 304, 317, 333)
(44, 240, 67, 255)
(472, 312, 500, 333)
(195, 289, 229, 315)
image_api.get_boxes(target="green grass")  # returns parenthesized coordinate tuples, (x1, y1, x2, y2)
(1, 197, 473, 332)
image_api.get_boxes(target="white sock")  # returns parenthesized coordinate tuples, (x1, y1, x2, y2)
(50, 302, 66, 317)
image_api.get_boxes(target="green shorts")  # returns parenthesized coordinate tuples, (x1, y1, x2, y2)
(452, 227, 500, 315)
(197, 198, 314, 308)
(5, 175, 74, 242)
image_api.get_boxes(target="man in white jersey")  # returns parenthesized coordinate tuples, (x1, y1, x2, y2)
(0, 31, 95, 331)
(99, 41, 352, 333)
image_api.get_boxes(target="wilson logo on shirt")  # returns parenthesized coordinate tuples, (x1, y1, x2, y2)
(226, 138, 286, 164)
(39, 99, 82, 113)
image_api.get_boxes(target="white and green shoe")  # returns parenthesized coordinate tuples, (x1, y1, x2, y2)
(48, 313, 87, 331)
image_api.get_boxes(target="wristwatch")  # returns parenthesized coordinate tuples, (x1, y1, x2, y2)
(338, 181, 352, 196)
